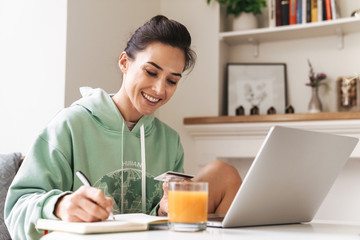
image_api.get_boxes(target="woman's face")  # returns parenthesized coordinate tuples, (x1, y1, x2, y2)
(118, 42, 186, 119)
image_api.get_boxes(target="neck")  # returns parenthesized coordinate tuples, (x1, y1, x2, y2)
(112, 88, 143, 122)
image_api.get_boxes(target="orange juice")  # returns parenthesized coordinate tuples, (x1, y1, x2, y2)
(168, 190, 208, 223)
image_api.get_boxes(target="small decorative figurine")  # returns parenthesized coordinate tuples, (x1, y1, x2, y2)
(250, 105, 259, 115)
(285, 105, 295, 114)
(235, 105, 245, 116)
(337, 75, 360, 112)
(267, 106, 276, 115)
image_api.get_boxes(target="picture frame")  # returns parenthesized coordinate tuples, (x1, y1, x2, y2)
(226, 63, 288, 116)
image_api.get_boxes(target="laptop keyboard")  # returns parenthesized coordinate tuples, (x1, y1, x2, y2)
(208, 213, 225, 222)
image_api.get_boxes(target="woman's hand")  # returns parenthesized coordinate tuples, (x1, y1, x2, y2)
(54, 186, 114, 222)
(157, 179, 193, 216)
(158, 182, 169, 216)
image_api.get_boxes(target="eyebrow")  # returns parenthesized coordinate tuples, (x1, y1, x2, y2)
(147, 62, 182, 78)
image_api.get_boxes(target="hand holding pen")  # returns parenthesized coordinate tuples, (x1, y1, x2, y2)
(54, 171, 114, 222)
(76, 171, 114, 220)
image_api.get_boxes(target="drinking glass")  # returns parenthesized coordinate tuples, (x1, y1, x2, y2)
(168, 182, 208, 231)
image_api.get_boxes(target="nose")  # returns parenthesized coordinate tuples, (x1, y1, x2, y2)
(153, 78, 166, 97)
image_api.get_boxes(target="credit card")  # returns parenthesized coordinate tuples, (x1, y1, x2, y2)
(154, 171, 194, 182)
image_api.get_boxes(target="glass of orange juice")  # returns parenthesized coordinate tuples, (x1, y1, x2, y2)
(168, 182, 208, 231)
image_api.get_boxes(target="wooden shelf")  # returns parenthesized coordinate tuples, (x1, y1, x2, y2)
(219, 17, 360, 46)
(184, 112, 360, 125)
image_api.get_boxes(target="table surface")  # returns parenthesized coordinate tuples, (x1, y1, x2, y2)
(41, 221, 360, 240)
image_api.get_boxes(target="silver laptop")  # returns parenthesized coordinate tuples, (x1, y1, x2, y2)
(208, 126, 358, 228)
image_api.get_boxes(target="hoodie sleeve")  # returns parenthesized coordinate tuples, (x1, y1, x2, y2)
(4, 128, 74, 240)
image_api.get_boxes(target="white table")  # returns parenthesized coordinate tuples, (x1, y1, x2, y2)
(41, 221, 360, 240)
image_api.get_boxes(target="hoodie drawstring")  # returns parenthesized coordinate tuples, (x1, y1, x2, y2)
(121, 122, 125, 214)
(140, 124, 146, 213)
(120, 122, 146, 214)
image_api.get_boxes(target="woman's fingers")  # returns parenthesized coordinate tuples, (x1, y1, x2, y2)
(55, 186, 113, 222)
(162, 182, 168, 195)
(79, 186, 113, 212)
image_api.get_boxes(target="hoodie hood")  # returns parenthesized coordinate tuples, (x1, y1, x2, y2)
(72, 87, 155, 135)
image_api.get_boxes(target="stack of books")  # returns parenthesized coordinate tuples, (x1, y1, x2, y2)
(269, 0, 338, 27)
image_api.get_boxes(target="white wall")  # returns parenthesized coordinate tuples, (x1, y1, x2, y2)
(0, 0, 67, 154)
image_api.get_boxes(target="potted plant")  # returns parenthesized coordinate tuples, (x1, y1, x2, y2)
(207, 0, 267, 31)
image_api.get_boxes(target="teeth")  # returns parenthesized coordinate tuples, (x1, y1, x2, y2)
(142, 92, 160, 103)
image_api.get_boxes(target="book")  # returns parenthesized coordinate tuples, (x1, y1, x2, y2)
(325, 0, 332, 20)
(276, 0, 282, 26)
(322, 0, 327, 20)
(281, 0, 289, 25)
(311, 0, 318, 22)
(317, 0, 323, 22)
(306, 0, 311, 22)
(330, 0, 336, 19)
(289, 0, 297, 25)
(296, 0, 303, 24)
(302, 0, 307, 23)
(36, 214, 168, 234)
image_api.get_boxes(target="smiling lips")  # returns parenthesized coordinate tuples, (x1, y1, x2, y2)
(142, 92, 160, 103)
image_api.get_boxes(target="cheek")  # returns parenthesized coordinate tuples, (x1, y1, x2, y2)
(124, 72, 142, 94)
(165, 86, 178, 100)
(124, 78, 135, 95)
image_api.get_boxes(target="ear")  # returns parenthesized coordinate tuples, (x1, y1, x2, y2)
(118, 51, 129, 73)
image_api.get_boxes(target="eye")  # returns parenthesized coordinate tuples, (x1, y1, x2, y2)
(167, 79, 177, 85)
(146, 70, 157, 77)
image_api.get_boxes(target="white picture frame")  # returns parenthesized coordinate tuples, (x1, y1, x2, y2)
(227, 63, 287, 115)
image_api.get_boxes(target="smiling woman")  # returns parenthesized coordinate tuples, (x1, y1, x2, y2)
(4, 15, 241, 240)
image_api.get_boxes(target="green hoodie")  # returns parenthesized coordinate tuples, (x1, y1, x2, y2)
(5, 88, 184, 240)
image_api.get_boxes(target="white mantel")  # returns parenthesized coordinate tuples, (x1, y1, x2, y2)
(185, 119, 360, 166)
(184, 116, 360, 222)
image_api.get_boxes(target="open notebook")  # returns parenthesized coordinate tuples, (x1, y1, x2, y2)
(36, 213, 168, 234)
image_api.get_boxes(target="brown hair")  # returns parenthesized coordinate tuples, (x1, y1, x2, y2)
(124, 15, 196, 72)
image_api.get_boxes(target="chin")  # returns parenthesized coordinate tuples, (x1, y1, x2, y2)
(140, 109, 156, 116)
(140, 105, 162, 116)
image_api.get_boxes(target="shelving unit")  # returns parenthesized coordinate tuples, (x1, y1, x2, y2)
(220, 17, 360, 57)
(220, 17, 360, 46)
(216, 5, 360, 115)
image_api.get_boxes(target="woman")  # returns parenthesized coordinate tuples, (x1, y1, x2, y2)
(5, 15, 241, 240)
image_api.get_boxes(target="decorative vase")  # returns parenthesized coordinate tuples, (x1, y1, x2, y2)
(232, 12, 258, 31)
(308, 87, 322, 113)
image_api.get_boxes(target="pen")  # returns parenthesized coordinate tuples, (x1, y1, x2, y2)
(76, 170, 115, 220)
